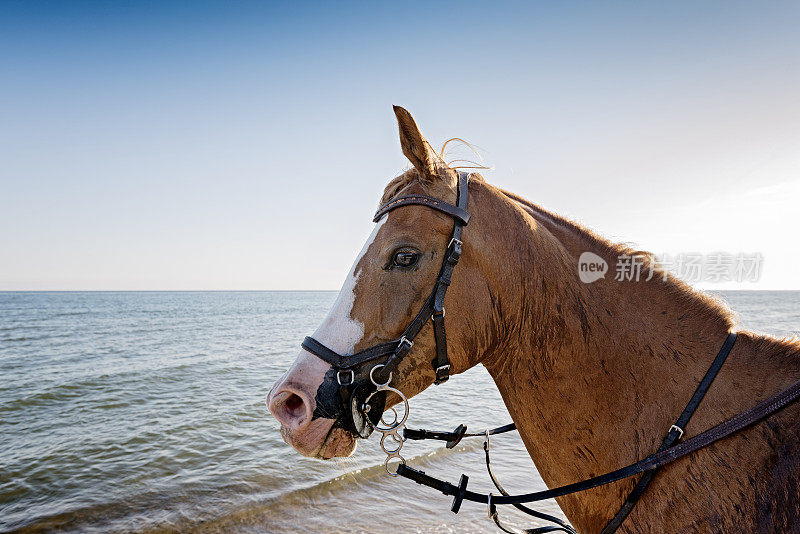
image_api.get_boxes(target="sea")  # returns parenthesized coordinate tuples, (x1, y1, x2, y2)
(1, 291, 799, 533)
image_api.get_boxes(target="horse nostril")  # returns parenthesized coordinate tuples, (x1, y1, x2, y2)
(285, 393, 304, 417)
(268, 388, 313, 431)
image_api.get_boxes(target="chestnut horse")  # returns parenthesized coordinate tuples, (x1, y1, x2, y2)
(267, 107, 800, 533)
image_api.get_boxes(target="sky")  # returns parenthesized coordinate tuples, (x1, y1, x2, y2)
(1, 1, 799, 290)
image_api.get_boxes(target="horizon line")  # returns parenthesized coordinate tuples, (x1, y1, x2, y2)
(1, 288, 798, 293)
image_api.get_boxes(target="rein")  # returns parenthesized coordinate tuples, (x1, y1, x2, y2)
(298, 174, 800, 533)
(398, 367, 800, 532)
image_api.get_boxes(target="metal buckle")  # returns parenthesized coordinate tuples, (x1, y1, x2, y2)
(433, 307, 445, 318)
(398, 336, 413, 351)
(447, 238, 463, 263)
(336, 369, 354, 386)
(669, 424, 684, 440)
(435, 364, 451, 384)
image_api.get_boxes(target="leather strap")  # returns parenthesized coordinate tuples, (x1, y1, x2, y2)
(402, 420, 574, 531)
(396, 372, 800, 508)
(431, 172, 468, 383)
(601, 332, 738, 533)
(302, 336, 400, 369)
(373, 194, 470, 225)
(489, 499, 573, 534)
(485, 431, 577, 534)
(404, 422, 517, 448)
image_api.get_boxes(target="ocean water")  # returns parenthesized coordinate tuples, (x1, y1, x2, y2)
(1, 291, 798, 533)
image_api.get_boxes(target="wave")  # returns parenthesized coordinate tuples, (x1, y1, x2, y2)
(3, 439, 484, 534)
(174, 441, 485, 533)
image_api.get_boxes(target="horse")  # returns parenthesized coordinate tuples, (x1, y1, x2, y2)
(267, 106, 800, 533)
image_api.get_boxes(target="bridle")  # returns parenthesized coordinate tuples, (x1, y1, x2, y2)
(295, 171, 800, 534)
(300, 171, 470, 463)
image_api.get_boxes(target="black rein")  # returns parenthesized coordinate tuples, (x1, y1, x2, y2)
(398, 333, 800, 531)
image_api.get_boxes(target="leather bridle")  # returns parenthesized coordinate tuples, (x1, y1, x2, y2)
(294, 171, 800, 533)
(300, 171, 470, 439)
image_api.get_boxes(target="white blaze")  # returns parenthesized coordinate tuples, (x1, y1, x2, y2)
(312, 217, 386, 354)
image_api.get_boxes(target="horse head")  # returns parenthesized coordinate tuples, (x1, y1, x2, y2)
(267, 106, 492, 460)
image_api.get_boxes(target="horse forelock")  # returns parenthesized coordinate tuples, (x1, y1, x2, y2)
(379, 138, 488, 208)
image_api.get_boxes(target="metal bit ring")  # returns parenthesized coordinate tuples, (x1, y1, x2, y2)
(364, 363, 410, 477)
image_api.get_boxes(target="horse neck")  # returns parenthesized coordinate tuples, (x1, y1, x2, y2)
(471, 185, 733, 525)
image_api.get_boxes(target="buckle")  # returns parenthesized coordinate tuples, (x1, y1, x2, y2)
(399, 336, 413, 350)
(669, 424, 684, 440)
(447, 237, 462, 263)
(433, 307, 445, 318)
(435, 364, 451, 384)
(336, 369, 355, 386)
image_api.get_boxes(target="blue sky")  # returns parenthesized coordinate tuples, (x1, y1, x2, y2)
(2, 1, 799, 290)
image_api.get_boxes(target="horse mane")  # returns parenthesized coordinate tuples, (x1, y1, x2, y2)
(379, 171, 418, 205)
(499, 187, 737, 330)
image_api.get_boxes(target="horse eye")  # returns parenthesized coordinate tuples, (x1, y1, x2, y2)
(393, 251, 419, 268)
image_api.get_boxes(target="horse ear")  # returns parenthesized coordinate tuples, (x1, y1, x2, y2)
(393, 106, 452, 185)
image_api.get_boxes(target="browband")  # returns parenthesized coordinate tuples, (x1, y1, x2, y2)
(373, 194, 470, 225)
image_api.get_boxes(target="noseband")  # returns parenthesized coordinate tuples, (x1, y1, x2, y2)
(301, 171, 470, 445)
